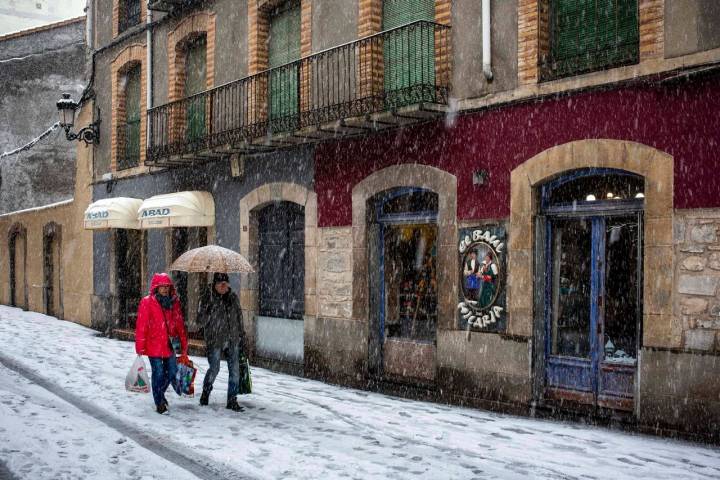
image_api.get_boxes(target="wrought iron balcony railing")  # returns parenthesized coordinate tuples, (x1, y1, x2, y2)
(147, 21, 451, 165)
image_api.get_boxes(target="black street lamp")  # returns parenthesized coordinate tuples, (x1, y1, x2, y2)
(56, 93, 101, 145)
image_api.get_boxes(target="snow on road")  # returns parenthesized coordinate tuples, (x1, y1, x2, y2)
(0, 306, 718, 480)
(0, 363, 201, 480)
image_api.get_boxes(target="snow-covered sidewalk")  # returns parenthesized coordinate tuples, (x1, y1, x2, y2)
(0, 306, 718, 480)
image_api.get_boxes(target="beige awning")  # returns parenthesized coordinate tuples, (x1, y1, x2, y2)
(84, 197, 143, 230)
(138, 191, 215, 229)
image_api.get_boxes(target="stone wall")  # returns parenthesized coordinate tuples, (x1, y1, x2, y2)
(317, 227, 353, 320)
(306, 226, 367, 383)
(675, 209, 720, 353)
(0, 18, 86, 214)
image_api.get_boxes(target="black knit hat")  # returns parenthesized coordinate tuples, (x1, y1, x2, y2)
(213, 272, 230, 284)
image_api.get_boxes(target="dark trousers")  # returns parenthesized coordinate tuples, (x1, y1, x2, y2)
(148, 355, 179, 407)
(202, 344, 240, 401)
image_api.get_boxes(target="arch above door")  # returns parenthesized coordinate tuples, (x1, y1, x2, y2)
(509, 139, 675, 348)
(351, 164, 457, 327)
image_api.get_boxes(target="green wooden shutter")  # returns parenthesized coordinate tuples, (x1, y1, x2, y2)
(185, 36, 207, 142)
(551, 0, 638, 78)
(269, 2, 301, 131)
(123, 65, 141, 169)
(382, 0, 435, 108)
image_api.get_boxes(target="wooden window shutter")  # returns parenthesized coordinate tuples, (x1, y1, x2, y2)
(382, 0, 436, 107)
(185, 36, 207, 142)
(269, 2, 301, 130)
(549, 0, 639, 78)
(121, 65, 141, 169)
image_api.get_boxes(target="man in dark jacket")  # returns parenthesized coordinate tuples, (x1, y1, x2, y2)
(198, 273, 246, 411)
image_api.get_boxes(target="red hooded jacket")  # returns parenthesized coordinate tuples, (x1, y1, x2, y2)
(135, 273, 188, 358)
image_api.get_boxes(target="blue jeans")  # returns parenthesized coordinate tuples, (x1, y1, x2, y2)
(148, 355, 179, 407)
(202, 344, 240, 401)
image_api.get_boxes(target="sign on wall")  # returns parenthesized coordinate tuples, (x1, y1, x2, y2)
(457, 226, 507, 332)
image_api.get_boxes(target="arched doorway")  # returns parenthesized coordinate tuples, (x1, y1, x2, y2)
(255, 201, 305, 365)
(8, 223, 27, 310)
(368, 187, 439, 383)
(539, 168, 644, 411)
(43, 223, 63, 318)
(115, 228, 144, 329)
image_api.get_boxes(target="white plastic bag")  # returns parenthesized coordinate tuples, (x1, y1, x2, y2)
(125, 355, 150, 393)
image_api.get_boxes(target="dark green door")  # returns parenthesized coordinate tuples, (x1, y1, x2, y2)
(269, 2, 301, 132)
(123, 65, 141, 169)
(382, 0, 435, 107)
(185, 36, 207, 142)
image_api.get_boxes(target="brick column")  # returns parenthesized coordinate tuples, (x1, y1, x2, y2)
(639, 0, 664, 61)
(518, 0, 540, 86)
(300, 0, 312, 114)
(110, 44, 147, 171)
(167, 12, 216, 143)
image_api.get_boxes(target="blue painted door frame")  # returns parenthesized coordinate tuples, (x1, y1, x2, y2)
(541, 169, 643, 408)
(373, 187, 438, 373)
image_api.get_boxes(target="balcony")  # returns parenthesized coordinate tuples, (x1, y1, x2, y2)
(147, 21, 451, 167)
(148, 0, 203, 13)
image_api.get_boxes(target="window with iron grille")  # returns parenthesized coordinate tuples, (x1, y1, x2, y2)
(119, 0, 141, 33)
(119, 65, 141, 170)
(542, 0, 639, 80)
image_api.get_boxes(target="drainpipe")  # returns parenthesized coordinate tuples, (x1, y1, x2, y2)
(85, 0, 93, 50)
(482, 0, 493, 81)
(146, 1, 153, 144)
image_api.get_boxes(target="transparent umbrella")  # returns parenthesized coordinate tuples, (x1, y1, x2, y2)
(168, 245, 255, 273)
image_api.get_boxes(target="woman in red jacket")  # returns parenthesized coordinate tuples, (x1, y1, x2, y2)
(135, 273, 189, 414)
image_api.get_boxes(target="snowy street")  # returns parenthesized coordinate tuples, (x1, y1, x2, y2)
(0, 306, 718, 480)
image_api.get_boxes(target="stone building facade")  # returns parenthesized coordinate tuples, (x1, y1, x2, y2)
(13, 0, 715, 442)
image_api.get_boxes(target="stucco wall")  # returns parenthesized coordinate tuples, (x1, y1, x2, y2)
(665, 0, 720, 58)
(312, 0, 357, 53)
(451, 0, 518, 99)
(315, 73, 720, 227)
(0, 18, 86, 214)
(0, 103, 95, 327)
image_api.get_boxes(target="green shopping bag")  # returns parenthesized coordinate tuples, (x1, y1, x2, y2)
(238, 355, 252, 394)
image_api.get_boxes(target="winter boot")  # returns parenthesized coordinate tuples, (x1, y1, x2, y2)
(156, 402, 168, 414)
(199, 388, 211, 406)
(226, 397, 243, 412)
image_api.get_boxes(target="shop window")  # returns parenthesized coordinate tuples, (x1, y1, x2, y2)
(268, 1, 301, 131)
(542, 168, 644, 211)
(542, 0, 639, 80)
(378, 189, 438, 342)
(171, 227, 208, 333)
(119, 64, 141, 170)
(184, 35, 207, 142)
(119, 0, 141, 33)
(258, 202, 305, 320)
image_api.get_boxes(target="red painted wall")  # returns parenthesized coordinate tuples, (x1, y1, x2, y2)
(315, 75, 720, 227)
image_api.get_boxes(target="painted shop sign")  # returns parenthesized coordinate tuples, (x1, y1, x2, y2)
(141, 208, 171, 217)
(458, 227, 507, 332)
(85, 210, 109, 220)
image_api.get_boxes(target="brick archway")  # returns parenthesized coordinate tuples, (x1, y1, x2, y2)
(168, 11, 217, 102)
(509, 139, 675, 348)
(43, 222, 63, 319)
(111, 43, 147, 171)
